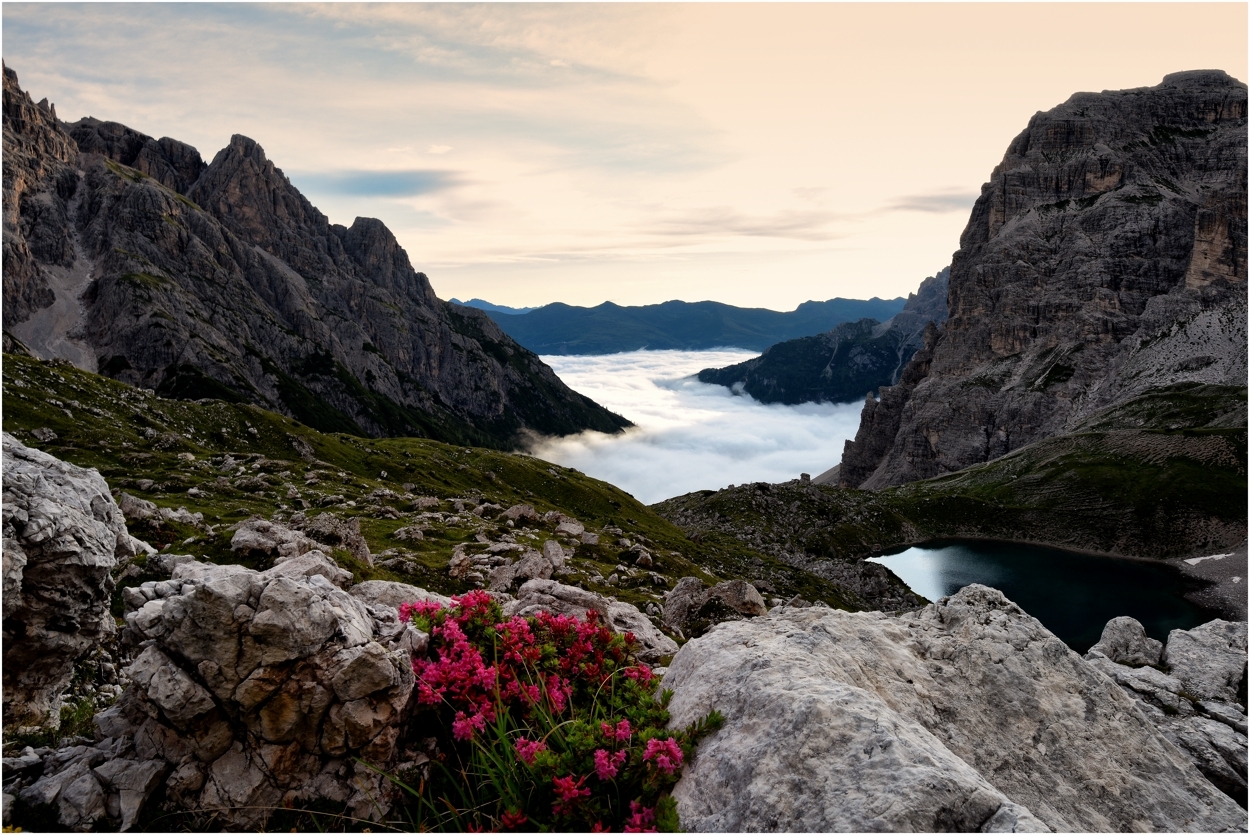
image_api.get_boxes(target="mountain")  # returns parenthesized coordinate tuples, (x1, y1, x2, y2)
(479, 296, 907, 355)
(697, 267, 949, 404)
(840, 70, 1247, 489)
(1, 66, 629, 449)
(449, 298, 538, 315)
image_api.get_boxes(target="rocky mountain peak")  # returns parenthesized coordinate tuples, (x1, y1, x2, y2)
(2, 67, 630, 448)
(1162, 69, 1245, 88)
(840, 71, 1247, 489)
(338, 215, 434, 304)
(68, 117, 205, 195)
(188, 133, 332, 260)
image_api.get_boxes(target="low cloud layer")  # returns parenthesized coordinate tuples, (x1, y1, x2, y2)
(529, 350, 863, 504)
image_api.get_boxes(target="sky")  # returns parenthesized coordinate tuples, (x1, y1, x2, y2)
(530, 350, 863, 502)
(3, 3, 1245, 309)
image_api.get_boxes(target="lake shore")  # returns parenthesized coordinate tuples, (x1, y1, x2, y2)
(1170, 540, 1248, 623)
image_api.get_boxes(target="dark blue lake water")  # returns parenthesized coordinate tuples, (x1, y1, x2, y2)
(868, 539, 1214, 653)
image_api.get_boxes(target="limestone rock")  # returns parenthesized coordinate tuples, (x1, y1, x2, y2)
(507, 579, 679, 663)
(27, 558, 417, 830)
(488, 549, 553, 592)
(1086, 615, 1165, 666)
(1, 433, 145, 727)
(662, 577, 768, 638)
(1164, 619, 1248, 702)
(301, 512, 372, 566)
(266, 550, 352, 589)
(664, 585, 1245, 832)
(841, 71, 1247, 489)
(229, 517, 319, 562)
(348, 579, 452, 613)
(501, 504, 538, 523)
(542, 539, 567, 567)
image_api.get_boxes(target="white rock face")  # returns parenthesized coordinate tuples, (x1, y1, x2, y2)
(1, 433, 148, 727)
(665, 585, 1245, 833)
(1088, 617, 1249, 804)
(349, 579, 452, 613)
(1164, 619, 1248, 702)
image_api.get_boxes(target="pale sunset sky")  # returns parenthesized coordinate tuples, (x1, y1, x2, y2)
(3, 3, 1246, 309)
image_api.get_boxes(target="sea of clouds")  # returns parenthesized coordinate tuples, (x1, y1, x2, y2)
(529, 350, 865, 505)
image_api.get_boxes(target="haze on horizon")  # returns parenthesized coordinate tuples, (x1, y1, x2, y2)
(4, 3, 1245, 311)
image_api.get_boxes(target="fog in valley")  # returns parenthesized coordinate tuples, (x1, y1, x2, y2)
(531, 350, 864, 504)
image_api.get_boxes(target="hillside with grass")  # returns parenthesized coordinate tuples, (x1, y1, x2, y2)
(656, 383, 1247, 569)
(1, 353, 886, 617)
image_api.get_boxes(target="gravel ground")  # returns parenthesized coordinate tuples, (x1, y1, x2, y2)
(1169, 540, 1247, 622)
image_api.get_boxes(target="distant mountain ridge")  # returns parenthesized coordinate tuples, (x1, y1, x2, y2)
(449, 298, 538, 315)
(697, 267, 949, 404)
(1, 65, 630, 448)
(478, 297, 906, 355)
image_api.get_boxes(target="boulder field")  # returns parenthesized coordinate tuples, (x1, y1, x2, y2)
(2, 434, 1245, 831)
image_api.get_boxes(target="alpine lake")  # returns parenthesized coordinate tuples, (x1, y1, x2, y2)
(869, 539, 1216, 653)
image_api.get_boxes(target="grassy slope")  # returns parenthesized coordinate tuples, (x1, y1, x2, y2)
(1, 353, 864, 614)
(656, 383, 1247, 564)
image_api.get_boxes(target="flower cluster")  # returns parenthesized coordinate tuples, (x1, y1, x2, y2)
(643, 737, 684, 775)
(399, 591, 721, 832)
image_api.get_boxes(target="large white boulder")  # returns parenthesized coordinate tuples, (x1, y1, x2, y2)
(665, 585, 1245, 833)
(1, 433, 147, 727)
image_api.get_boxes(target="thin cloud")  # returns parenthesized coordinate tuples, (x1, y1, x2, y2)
(529, 350, 863, 503)
(426, 144, 453, 155)
(884, 188, 980, 213)
(289, 169, 463, 198)
(644, 207, 843, 242)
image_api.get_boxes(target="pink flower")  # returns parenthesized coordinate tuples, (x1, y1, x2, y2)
(591, 823, 611, 832)
(452, 709, 488, 740)
(643, 736, 683, 774)
(592, 748, 627, 780)
(500, 809, 528, 829)
(514, 736, 547, 766)
(622, 665, 653, 683)
(552, 774, 591, 815)
(623, 800, 657, 833)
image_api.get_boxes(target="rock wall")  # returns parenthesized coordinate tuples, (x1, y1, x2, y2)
(841, 70, 1247, 489)
(1, 64, 79, 328)
(665, 585, 1246, 832)
(1, 66, 629, 448)
(1, 433, 146, 728)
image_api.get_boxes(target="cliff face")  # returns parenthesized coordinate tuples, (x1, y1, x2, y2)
(696, 268, 948, 405)
(842, 70, 1247, 489)
(1, 67, 629, 447)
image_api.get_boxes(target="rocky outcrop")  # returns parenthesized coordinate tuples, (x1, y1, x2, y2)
(2, 67, 629, 449)
(665, 585, 1245, 832)
(1086, 615, 1164, 665)
(841, 70, 1247, 489)
(13, 558, 425, 831)
(1085, 617, 1247, 806)
(1164, 619, 1248, 703)
(698, 267, 949, 405)
(662, 577, 768, 638)
(1, 433, 146, 728)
